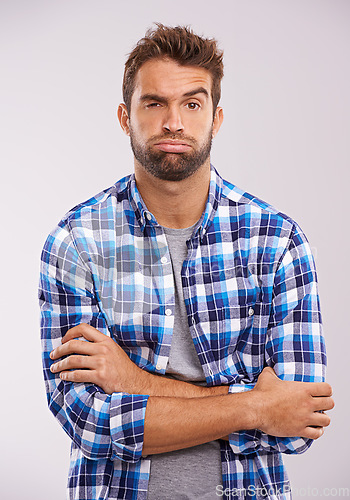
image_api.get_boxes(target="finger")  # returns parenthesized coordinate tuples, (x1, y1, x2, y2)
(59, 369, 99, 385)
(50, 354, 95, 373)
(303, 426, 324, 440)
(309, 412, 331, 428)
(50, 338, 98, 360)
(305, 382, 333, 397)
(312, 396, 335, 412)
(62, 323, 106, 344)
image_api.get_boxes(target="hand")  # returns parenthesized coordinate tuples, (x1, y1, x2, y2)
(253, 367, 334, 439)
(50, 324, 231, 398)
(50, 323, 150, 394)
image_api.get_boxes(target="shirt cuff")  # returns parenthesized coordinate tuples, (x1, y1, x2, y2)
(228, 383, 262, 453)
(110, 392, 149, 463)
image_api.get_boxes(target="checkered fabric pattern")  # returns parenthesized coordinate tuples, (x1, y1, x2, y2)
(39, 165, 326, 499)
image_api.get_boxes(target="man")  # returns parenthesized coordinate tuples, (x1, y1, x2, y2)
(40, 24, 334, 499)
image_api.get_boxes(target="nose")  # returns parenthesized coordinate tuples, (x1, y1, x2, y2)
(162, 105, 184, 134)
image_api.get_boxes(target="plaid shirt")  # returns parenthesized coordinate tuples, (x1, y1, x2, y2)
(39, 166, 326, 500)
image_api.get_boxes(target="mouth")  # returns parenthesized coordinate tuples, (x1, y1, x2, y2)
(153, 140, 192, 153)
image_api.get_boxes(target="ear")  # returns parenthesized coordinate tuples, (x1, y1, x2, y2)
(212, 106, 224, 138)
(117, 103, 130, 136)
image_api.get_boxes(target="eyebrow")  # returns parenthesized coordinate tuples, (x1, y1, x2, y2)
(139, 87, 210, 103)
(182, 87, 209, 99)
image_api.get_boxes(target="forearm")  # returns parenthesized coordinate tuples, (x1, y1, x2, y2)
(142, 391, 257, 455)
(142, 367, 334, 456)
(141, 370, 229, 398)
(47, 323, 332, 460)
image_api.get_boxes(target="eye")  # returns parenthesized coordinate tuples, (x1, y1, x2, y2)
(186, 102, 200, 110)
(146, 102, 161, 108)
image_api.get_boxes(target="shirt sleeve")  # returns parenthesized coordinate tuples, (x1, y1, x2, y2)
(227, 222, 327, 455)
(39, 222, 149, 463)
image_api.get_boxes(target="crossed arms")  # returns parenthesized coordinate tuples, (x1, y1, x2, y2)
(49, 323, 334, 456)
(40, 221, 334, 462)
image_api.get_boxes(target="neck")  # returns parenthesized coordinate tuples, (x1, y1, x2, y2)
(134, 160, 211, 229)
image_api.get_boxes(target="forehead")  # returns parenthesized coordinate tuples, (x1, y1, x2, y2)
(132, 58, 212, 101)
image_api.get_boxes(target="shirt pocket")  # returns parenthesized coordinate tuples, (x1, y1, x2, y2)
(220, 301, 268, 382)
(220, 303, 256, 349)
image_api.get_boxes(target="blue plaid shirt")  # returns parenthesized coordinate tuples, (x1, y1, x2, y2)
(39, 166, 326, 499)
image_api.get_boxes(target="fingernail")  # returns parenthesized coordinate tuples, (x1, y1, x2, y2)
(50, 364, 56, 372)
(50, 350, 55, 359)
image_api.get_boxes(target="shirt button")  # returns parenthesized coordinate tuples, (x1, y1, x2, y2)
(165, 309, 172, 316)
(161, 256, 167, 264)
(140, 217, 144, 225)
(248, 307, 254, 316)
(156, 363, 162, 371)
(145, 212, 152, 221)
(209, 368, 214, 376)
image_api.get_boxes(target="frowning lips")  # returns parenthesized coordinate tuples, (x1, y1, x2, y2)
(153, 139, 192, 153)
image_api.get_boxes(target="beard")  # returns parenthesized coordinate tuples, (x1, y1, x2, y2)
(129, 127, 213, 182)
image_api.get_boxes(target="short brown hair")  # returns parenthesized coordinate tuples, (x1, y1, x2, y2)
(123, 23, 224, 116)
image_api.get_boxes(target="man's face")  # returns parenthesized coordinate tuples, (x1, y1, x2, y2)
(123, 58, 222, 182)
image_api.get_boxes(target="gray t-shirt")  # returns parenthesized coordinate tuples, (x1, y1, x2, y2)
(147, 224, 222, 500)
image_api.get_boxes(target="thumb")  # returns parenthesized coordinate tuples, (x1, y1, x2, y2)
(255, 366, 279, 392)
(261, 366, 278, 378)
(62, 323, 105, 344)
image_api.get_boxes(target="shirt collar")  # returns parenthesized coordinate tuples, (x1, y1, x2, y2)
(127, 164, 223, 240)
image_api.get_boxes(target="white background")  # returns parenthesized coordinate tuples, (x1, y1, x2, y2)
(1, 0, 349, 497)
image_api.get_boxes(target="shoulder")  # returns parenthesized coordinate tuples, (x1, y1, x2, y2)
(42, 175, 131, 255)
(221, 178, 294, 224)
(59, 175, 131, 228)
(220, 177, 301, 234)
(217, 177, 312, 261)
